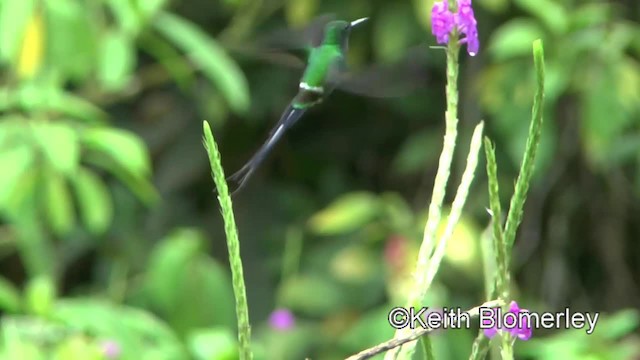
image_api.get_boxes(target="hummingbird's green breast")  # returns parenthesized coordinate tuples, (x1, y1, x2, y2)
(300, 45, 343, 89)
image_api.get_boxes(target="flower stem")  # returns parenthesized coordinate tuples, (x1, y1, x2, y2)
(500, 337, 515, 360)
(384, 38, 462, 360)
(424, 121, 484, 295)
(407, 36, 461, 310)
(469, 39, 545, 360)
(202, 120, 253, 360)
(484, 139, 510, 299)
(281, 226, 302, 284)
(347, 300, 503, 360)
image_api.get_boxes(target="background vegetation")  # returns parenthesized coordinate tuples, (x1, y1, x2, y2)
(1, 0, 640, 359)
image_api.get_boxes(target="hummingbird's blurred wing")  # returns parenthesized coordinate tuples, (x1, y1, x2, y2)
(226, 45, 307, 68)
(332, 45, 431, 98)
(225, 14, 336, 70)
(255, 14, 336, 50)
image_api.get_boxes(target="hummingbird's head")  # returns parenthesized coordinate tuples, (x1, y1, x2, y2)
(323, 17, 368, 51)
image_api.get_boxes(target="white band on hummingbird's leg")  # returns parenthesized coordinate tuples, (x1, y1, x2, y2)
(299, 82, 324, 93)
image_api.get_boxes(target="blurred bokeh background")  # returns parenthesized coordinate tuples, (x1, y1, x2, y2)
(1, 0, 640, 359)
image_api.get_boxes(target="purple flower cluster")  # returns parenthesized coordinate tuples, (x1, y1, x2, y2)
(483, 301, 532, 341)
(431, 0, 479, 56)
(100, 340, 121, 359)
(269, 308, 295, 330)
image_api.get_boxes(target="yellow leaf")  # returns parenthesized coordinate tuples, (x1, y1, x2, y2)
(285, 0, 319, 27)
(436, 213, 481, 271)
(330, 245, 377, 284)
(17, 11, 44, 78)
(412, 0, 436, 30)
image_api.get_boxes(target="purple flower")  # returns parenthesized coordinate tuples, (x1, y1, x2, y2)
(455, 0, 479, 55)
(482, 301, 532, 341)
(100, 340, 121, 359)
(269, 308, 295, 330)
(431, 0, 480, 56)
(431, 2, 455, 44)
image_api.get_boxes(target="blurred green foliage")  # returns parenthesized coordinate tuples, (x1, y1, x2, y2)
(1, 0, 640, 359)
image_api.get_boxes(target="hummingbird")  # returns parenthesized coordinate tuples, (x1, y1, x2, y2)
(223, 15, 428, 195)
(225, 16, 368, 194)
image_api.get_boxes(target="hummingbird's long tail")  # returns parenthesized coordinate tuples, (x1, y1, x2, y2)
(224, 104, 307, 196)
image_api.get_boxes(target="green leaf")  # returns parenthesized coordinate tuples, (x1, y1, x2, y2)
(0, 316, 64, 359)
(144, 229, 236, 335)
(0, 277, 21, 313)
(0, 0, 36, 63)
(24, 276, 56, 317)
(32, 121, 79, 175)
(0, 86, 107, 124)
(412, 0, 432, 30)
(145, 229, 202, 310)
(475, 0, 509, 13)
(107, 0, 141, 35)
(502, 39, 546, 251)
(597, 309, 639, 340)
(83, 152, 158, 205)
(0, 144, 35, 211)
(44, 170, 76, 237)
(44, 0, 97, 82)
(0, 329, 45, 360)
(617, 57, 640, 111)
(514, 0, 568, 35)
(13, 80, 47, 112)
(98, 30, 135, 92)
(373, 3, 416, 62)
(187, 328, 237, 360)
(569, 3, 612, 30)
(582, 63, 631, 167)
(51, 298, 187, 360)
(308, 192, 382, 235)
(71, 167, 113, 235)
(278, 275, 343, 316)
(381, 193, 415, 232)
(489, 19, 545, 61)
(138, 33, 194, 90)
(81, 127, 151, 177)
(4, 166, 42, 220)
(544, 62, 570, 103)
(0, 116, 24, 149)
(48, 91, 108, 124)
(391, 129, 441, 175)
(53, 335, 103, 360)
(137, 0, 169, 21)
(170, 257, 236, 335)
(608, 134, 640, 165)
(339, 306, 395, 353)
(153, 12, 250, 114)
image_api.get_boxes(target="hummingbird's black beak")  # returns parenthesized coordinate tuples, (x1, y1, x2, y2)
(349, 17, 368, 29)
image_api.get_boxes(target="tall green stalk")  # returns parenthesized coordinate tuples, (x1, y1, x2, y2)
(407, 28, 462, 311)
(469, 39, 545, 360)
(424, 121, 484, 293)
(385, 30, 474, 358)
(202, 120, 253, 360)
(503, 40, 546, 252)
(484, 139, 509, 300)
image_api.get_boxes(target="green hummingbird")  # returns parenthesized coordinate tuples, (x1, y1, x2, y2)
(226, 16, 369, 194)
(223, 15, 428, 195)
